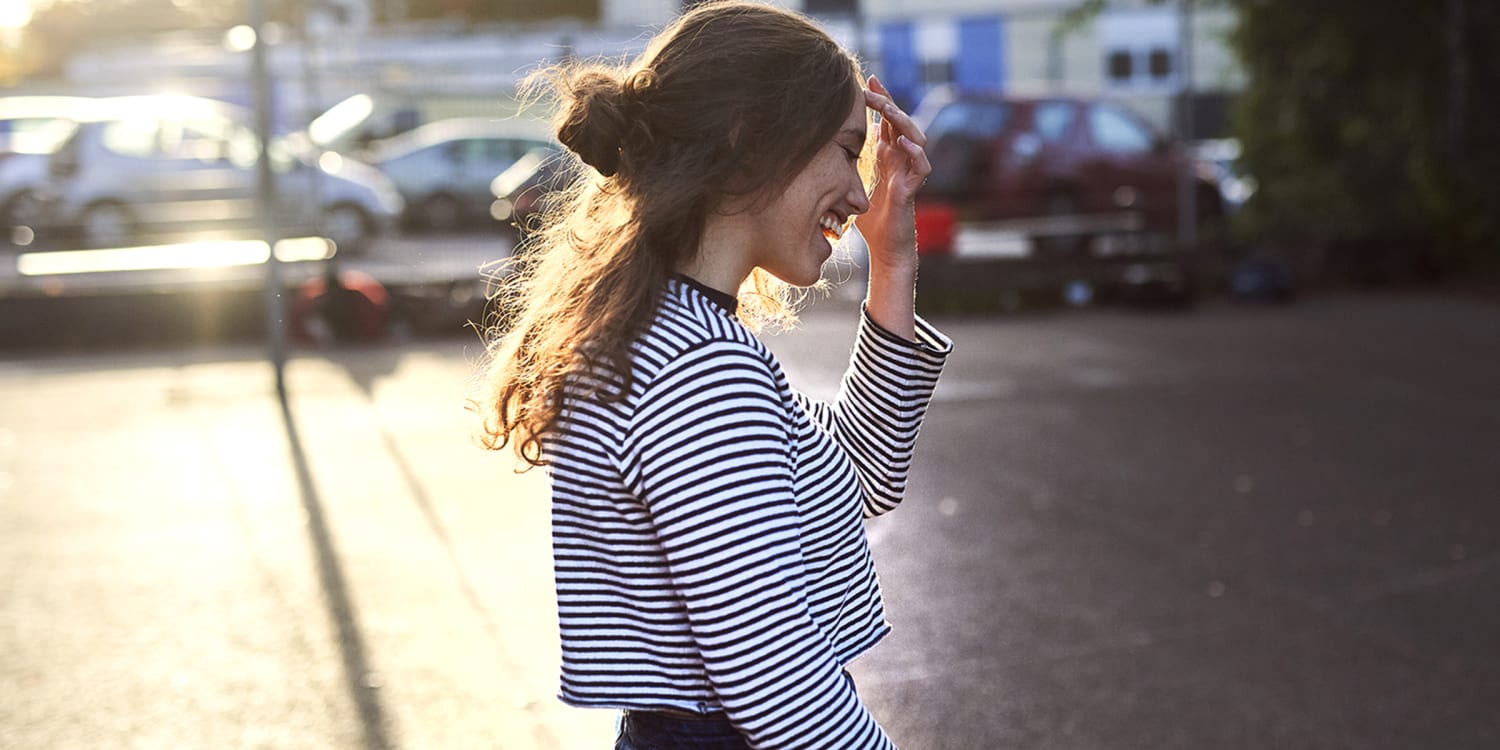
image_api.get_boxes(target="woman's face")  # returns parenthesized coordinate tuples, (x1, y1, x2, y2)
(744, 91, 871, 287)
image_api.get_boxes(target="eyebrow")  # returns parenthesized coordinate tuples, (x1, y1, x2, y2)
(839, 126, 867, 148)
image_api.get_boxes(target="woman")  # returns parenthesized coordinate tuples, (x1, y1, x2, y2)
(476, 2, 951, 747)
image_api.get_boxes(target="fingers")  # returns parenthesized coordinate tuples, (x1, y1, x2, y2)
(863, 89, 893, 142)
(863, 76, 926, 148)
(897, 135, 932, 180)
(866, 76, 896, 143)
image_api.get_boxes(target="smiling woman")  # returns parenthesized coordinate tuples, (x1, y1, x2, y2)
(472, 3, 950, 749)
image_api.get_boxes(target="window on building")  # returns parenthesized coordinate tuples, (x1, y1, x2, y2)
(1148, 48, 1173, 79)
(922, 59, 954, 87)
(1097, 10, 1181, 90)
(1106, 50, 1133, 83)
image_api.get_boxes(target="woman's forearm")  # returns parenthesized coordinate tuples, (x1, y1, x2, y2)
(864, 254, 917, 341)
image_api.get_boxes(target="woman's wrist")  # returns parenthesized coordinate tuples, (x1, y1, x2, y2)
(864, 261, 917, 341)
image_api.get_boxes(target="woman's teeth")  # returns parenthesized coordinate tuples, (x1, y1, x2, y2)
(819, 216, 844, 240)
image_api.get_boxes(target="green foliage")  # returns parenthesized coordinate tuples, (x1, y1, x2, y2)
(1227, 0, 1499, 273)
(1061, 0, 1497, 275)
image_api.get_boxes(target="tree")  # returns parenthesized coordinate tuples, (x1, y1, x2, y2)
(1066, 0, 1499, 279)
(1228, 0, 1499, 277)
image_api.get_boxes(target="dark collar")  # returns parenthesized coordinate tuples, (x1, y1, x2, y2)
(672, 273, 738, 315)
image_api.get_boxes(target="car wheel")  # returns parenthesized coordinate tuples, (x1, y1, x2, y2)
(81, 201, 136, 248)
(323, 204, 374, 256)
(3, 190, 43, 233)
(418, 193, 463, 233)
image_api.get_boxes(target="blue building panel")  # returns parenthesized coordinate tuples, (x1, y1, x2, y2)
(877, 21, 920, 110)
(956, 16, 1005, 93)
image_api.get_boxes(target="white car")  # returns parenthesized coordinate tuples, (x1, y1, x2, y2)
(32, 95, 403, 253)
(368, 118, 553, 231)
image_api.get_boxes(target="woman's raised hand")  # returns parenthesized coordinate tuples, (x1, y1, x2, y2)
(857, 75, 932, 274)
(855, 75, 930, 340)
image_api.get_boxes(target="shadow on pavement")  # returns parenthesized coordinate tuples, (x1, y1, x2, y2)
(276, 383, 395, 750)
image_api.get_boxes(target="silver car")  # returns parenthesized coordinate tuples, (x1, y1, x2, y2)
(38, 95, 403, 253)
(0, 96, 104, 236)
(367, 118, 552, 231)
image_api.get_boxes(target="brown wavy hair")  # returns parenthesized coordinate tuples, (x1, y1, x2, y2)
(474, 1, 864, 467)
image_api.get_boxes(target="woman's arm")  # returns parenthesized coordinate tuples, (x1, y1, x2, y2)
(624, 340, 897, 750)
(856, 76, 932, 343)
(794, 311, 951, 518)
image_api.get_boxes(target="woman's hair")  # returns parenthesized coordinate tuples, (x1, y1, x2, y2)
(473, 0, 865, 467)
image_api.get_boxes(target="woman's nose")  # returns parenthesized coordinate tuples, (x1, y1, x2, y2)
(848, 176, 871, 214)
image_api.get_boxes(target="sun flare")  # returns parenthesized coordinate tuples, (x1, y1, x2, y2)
(0, 0, 34, 30)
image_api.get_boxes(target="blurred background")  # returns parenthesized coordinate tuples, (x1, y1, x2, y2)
(1, 1, 1497, 749)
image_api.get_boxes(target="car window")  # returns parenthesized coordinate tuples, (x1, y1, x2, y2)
(175, 119, 237, 163)
(100, 118, 161, 158)
(927, 101, 1010, 143)
(0, 118, 78, 154)
(1088, 105, 1154, 154)
(473, 138, 513, 161)
(223, 121, 259, 169)
(1034, 102, 1078, 143)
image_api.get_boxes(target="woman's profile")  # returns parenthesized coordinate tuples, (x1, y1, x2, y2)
(475, 2, 952, 747)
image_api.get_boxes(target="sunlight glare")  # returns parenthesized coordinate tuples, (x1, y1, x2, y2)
(0, 1, 32, 30)
(17, 237, 334, 276)
(224, 24, 257, 52)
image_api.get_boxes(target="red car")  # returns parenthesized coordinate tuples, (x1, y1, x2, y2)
(913, 92, 1224, 305)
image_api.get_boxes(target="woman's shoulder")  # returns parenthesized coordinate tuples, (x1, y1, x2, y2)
(630, 282, 776, 379)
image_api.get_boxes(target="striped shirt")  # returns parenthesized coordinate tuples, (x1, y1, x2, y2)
(545, 277, 951, 749)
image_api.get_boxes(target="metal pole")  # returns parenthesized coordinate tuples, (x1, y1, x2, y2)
(1176, 0, 1197, 251)
(302, 6, 325, 240)
(250, 0, 286, 394)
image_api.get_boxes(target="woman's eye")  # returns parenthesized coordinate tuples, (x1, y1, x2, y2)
(841, 145, 860, 162)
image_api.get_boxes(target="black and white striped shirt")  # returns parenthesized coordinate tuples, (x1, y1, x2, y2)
(545, 276, 951, 749)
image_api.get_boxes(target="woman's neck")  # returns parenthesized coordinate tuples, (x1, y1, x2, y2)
(678, 211, 756, 297)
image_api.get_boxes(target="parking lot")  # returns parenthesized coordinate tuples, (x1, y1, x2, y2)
(3, 287, 1497, 749)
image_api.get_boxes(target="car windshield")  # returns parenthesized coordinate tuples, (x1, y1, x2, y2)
(1, 118, 80, 154)
(490, 147, 560, 199)
(927, 101, 1011, 143)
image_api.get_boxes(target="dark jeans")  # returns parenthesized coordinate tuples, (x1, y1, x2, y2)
(614, 710, 750, 750)
(613, 672, 856, 750)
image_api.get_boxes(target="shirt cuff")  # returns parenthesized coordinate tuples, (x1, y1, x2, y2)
(859, 304, 955, 360)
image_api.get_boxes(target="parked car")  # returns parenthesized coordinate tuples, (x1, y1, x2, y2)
(913, 91, 1225, 305)
(0, 96, 99, 156)
(488, 147, 573, 242)
(919, 91, 1224, 247)
(0, 96, 105, 238)
(25, 94, 403, 253)
(1191, 137, 1256, 215)
(367, 118, 554, 231)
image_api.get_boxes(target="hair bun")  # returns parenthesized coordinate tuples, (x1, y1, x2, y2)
(555, 69, 631, 177)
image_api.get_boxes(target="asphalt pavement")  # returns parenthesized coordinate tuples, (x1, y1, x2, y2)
(2, 289, 1497, 749)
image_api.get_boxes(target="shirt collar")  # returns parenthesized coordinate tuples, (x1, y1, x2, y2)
(672, 273, 738, 315)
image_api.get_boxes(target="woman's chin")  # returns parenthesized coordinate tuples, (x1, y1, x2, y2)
(761, 264, 824, 288)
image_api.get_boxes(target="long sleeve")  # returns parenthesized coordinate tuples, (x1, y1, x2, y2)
(620, 339, 897, 750)
(796, 308, 952, 518)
